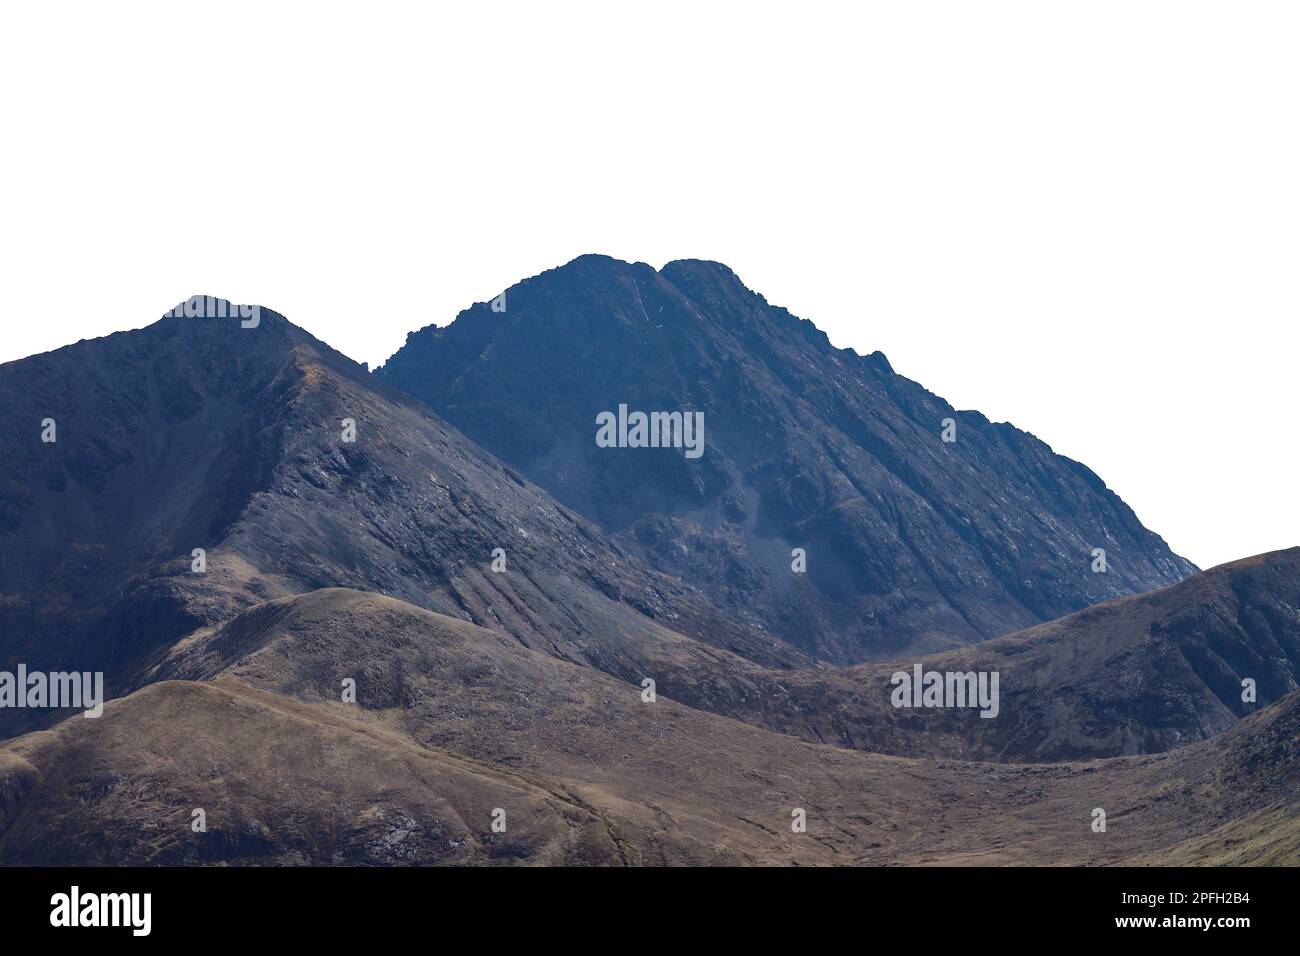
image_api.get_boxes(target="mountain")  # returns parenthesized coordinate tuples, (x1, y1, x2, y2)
(0, 300, 805, 735)
(3, 585, 1296, 865)
(0, 295, 1276, 760)
(379, 255, 1197, 662)
(0, 287, 1292, 867)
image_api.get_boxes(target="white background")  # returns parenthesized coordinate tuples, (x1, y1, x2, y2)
(1, 1, 1295, 570)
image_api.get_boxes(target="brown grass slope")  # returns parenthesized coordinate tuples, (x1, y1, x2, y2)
(823, 548, 1300, 761)
(2, 588, 1294, 865)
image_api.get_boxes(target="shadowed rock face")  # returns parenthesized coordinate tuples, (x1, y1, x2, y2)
(379, 255, 1197, 662)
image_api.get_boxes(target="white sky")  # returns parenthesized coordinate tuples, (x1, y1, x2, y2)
(1, 2, 1296, 571)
